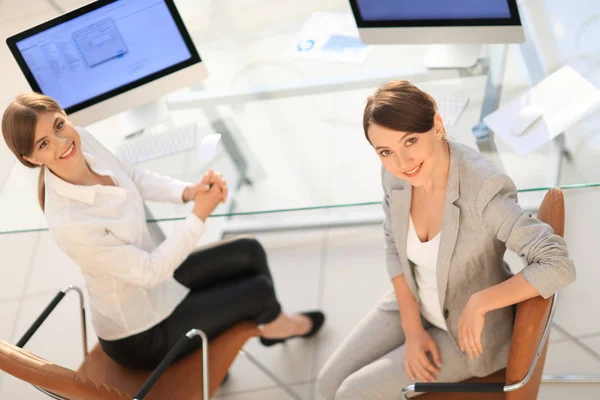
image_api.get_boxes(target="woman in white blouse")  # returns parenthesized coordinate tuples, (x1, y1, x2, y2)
(2, 93, 325, 370)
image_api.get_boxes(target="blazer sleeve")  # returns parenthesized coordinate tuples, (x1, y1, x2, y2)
(381, 167, 404, 280)
(475, 174, 576, 298)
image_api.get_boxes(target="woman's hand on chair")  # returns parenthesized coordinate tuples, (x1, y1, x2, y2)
(403, 328, 442, 383)
(458, 294, 486, 360)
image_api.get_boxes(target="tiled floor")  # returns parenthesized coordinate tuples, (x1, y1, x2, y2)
(0, 224, 599, 399)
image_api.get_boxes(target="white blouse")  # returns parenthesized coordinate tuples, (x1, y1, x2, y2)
(45, 127, 205, 341)
(406, 217, 447, 331)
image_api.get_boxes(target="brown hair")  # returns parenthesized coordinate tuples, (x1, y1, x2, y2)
(1, 93, 65, 212)
(363, 80, 438, 144)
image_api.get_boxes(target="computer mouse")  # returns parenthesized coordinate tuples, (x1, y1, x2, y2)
(510, 104, 543, 136)
(198, 133, 222, 163)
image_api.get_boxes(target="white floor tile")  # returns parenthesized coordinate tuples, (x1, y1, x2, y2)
(262, 231, 324, 313)
(0, 231, 39, 301)
(548, 327, 566, 344)
(216, 230, 324, 395)
(539, 338, 600, 399)
(582, 335, 600, 354)
(11, 293, 98, 372)
(538, 383, 600, 400)
(24, 232, 84, 296)
(0, 374, 49, 400)
(552, 188, 600, 336)
(314, 226, 391, 377)
(544, 341, 600, 377)
(215, 381, 312, 400)
(0, 299, 19, 343)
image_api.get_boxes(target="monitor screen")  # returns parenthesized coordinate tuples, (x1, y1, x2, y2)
(350, 0, 521, 26)
(357, 0, 510, 21)
(6, 0, 201, 114)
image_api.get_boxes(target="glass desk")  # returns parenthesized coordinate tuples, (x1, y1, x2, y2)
(1, 0, 600, 235)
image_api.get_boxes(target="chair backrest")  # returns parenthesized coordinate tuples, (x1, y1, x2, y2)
(0, 339, 129, 400)
(505, 188, 564, 400)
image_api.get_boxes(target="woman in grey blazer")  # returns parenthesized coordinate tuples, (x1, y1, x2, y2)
(317, 81, 576, 399)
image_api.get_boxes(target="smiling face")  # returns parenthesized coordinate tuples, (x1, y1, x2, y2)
(367, 114, 446, 186)
(23, 111, 84, 175)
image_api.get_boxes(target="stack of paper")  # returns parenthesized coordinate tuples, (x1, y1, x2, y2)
(483, 65, 600, 156)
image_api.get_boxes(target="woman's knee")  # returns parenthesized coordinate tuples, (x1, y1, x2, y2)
(232, 235, 268, 265)
(332, 365, 414, 400)
(317, 365, 343, 400)
(247, 274, 275, 296)
(233, 235, 263, 253)
(334, 376, 370, 400)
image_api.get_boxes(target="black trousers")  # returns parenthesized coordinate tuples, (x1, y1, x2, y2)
(99, 236, 282, 370)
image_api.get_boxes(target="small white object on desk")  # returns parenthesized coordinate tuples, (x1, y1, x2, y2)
(509, 104, 543, 137)
(197, 133, 222, 167)
(483, 65, 600, 157)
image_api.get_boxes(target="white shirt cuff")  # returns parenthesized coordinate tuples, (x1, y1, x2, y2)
(185, 213, 207, 236)
(170, 181, 191, 204)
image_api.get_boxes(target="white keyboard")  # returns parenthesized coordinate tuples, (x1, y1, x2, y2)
(431, 93, 470, 127)
(116, 124, 197, 164)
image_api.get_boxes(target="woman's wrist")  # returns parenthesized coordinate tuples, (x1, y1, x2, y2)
(469, 291, 490, 315)
(402, 316, 425, 337)
(182, 186, 191, 203)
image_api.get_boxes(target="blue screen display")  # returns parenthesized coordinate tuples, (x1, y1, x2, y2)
(356, 0, 511, 21)
(15, 0, 192, 109)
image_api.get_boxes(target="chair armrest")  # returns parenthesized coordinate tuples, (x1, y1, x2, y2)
(401, 382, 505, 398)
(416, 382, 505, 393)
(16, 285, 88, 357)
(133, 329, 209, 400)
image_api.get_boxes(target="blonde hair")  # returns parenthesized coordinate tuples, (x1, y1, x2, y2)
(1, 93, 65, 212)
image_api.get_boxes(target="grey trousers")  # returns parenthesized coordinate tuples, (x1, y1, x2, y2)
(317, 302, 473, 399)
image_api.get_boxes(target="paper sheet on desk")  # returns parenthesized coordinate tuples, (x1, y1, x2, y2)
(483, 66, 600, 157)
(288, 12, 370, 64)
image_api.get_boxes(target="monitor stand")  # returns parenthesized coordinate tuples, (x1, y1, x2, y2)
(424, 44, 482, 69)
(119, 98, 170, 138)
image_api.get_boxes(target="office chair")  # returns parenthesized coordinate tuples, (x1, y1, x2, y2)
(0, 286, 302, 399)
(402, 187, 564, 399)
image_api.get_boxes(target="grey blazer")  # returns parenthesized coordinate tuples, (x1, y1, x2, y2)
(379, 140, 576, 377)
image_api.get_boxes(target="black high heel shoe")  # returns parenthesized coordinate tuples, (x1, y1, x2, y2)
(259, 311, 325, 347)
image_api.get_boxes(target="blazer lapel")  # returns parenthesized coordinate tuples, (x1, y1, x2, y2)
(391, 184, 418, 295)
(437, 142, 461, 310)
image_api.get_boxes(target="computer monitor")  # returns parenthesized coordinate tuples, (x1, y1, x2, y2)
(6, 0, 206, 133)
(348, 0, 525, 68)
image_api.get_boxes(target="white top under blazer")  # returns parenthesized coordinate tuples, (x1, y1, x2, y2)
(406, 216, 447, 331)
